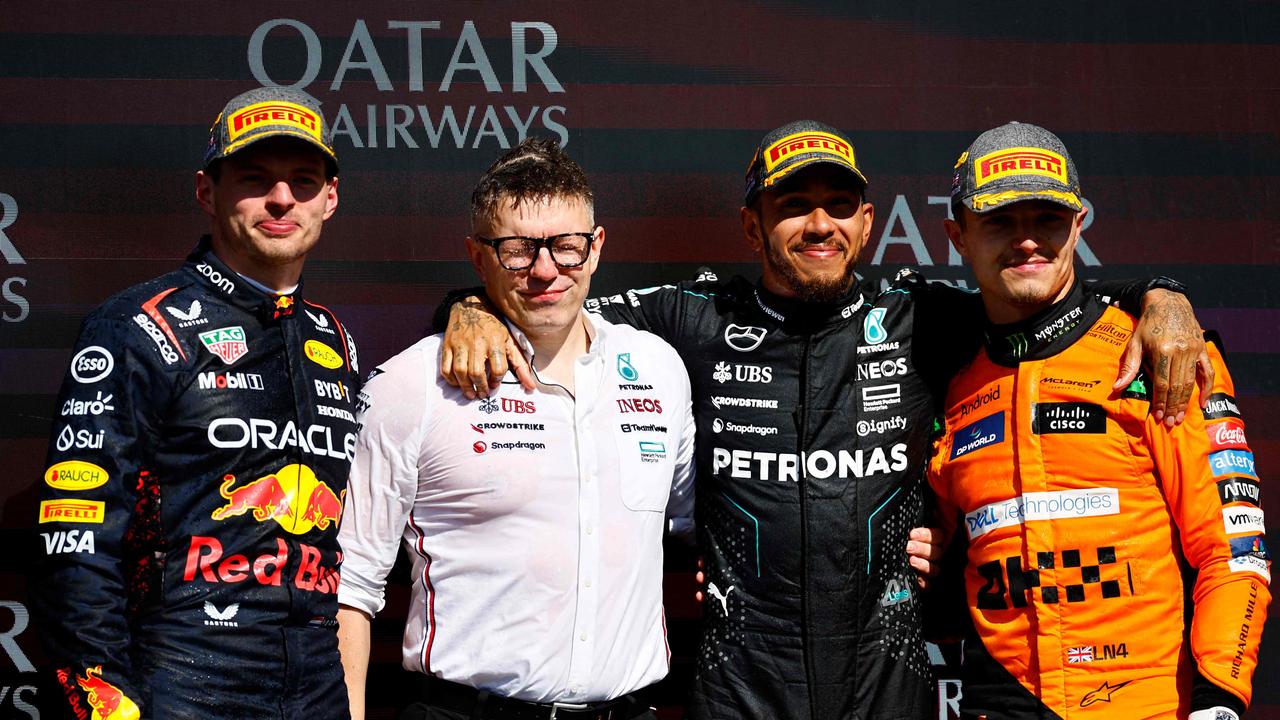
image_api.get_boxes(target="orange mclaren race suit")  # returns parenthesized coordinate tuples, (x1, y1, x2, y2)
(928, 280, 1269, 719)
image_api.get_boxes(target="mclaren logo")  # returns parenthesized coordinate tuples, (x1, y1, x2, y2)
(724, 324, 767, 352)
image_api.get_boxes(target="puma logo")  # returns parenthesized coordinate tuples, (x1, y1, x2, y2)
(707, 582, 735, 615)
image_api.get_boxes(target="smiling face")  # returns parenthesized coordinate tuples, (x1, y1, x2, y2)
(466, 194, 603, 339)
(195, 137, 338, 290)
(742, 163, 873, 303)
(945, 200, 1088, 324)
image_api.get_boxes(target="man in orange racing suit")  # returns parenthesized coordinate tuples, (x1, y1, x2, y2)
(929, 122, 1269, 719)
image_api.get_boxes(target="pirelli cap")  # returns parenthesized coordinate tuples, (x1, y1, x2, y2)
(743, 120, 867, 206)
(203, 86, 338, 174)
(951, 121, 1081, 213)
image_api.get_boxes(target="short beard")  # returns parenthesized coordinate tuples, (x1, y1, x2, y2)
(762, 235, 858, 304)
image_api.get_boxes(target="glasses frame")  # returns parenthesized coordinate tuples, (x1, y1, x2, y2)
(475, 231, 596, 271)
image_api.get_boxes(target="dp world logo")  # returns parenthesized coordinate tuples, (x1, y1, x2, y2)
(724, 324, 767, 352)
(616, 353, 638, 381)
(863, 308, 888, 344)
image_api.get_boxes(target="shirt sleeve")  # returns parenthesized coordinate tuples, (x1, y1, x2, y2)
(337, 349, 430, 616)
(30, 310, 169, 714)
(665, 353, 696, 541)
(1146, 341, 1269, 710)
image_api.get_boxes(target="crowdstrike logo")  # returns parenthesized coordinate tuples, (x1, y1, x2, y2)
(964, 488, 1119, 539)
(710, 395, 778, 410)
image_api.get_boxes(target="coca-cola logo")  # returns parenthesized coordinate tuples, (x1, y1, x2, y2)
(1208, 420, 1248, 452)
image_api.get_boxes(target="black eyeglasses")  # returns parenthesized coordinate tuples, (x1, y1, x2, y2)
(476, 232, 595, 271)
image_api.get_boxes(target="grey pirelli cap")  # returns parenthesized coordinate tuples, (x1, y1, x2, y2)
(951, 121, 1081, 213)
(743, 120, 867, 206)
(203, 86, 338, 174)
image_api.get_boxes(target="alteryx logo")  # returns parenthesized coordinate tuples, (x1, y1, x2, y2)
(863, 307, 887, 344)
(1209, 449, 1257, 479)
(951, 411, 1005, 459)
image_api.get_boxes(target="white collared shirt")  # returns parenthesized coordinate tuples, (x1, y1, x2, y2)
(338, 313, 695, 703)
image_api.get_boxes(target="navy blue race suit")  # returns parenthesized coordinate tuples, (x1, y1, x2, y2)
(31, 238, 361, 720)
(578, 271, 1156, 720)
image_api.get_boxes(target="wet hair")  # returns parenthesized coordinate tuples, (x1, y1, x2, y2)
(470, 137, 594, 232)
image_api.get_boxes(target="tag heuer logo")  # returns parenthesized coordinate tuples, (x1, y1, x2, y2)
(198, 326, 248, 365)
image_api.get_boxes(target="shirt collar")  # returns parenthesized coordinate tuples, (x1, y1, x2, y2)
(982, 279, 1105, 365)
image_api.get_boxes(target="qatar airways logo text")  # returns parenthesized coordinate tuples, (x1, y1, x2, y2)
(712, 443, 908, 483)
(208, 418, 356, 462)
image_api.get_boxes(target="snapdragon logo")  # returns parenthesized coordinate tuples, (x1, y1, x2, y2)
(965, 488, 1119, 539)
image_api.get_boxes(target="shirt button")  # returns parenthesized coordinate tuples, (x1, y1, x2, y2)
(579, 632, 588, 641)
(585, 525, 594, 535)
(585, 579, 593, 588)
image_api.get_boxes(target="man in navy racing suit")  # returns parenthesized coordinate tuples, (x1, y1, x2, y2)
(436, 120, 1208, 720)
(30, 87, 361, 720)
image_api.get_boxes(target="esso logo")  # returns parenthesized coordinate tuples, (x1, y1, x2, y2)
(71, 346, 114, 384)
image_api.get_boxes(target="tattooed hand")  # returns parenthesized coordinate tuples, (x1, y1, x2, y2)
(439, 295, 534, 398)
(1114, 288, 1214, 426)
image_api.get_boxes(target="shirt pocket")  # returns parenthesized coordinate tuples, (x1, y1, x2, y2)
(613, 430, 675, 512)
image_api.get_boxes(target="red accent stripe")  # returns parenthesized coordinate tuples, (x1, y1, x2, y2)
(302, 300, 351, 371)
(139, 287, 188, 362)
(405, 513, 436, 673)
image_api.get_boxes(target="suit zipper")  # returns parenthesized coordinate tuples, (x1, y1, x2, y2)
(795, 333, 819, 720)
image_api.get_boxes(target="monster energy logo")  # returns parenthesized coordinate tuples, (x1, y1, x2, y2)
(1006, 332, 1029, 358)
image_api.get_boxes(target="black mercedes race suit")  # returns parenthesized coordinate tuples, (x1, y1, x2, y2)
(31, 238, 361, 720)
(578, 270, 1158, 720)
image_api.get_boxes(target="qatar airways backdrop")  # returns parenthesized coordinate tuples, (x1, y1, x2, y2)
(0, 1, 1276, 718)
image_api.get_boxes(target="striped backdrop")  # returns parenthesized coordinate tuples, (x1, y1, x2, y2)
(0, 2, 1276, 717)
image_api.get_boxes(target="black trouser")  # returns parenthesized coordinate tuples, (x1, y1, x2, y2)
(400, 676, 656, 720)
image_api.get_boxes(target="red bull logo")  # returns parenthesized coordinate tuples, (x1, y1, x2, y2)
(211, 464, 344, 534)
(183, 535, 342, 594)
(76, 666, 140, 720)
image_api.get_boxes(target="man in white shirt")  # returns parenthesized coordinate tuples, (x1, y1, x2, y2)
(336, 138, 696, 720)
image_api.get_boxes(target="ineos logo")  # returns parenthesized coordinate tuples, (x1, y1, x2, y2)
(723, 324, 767, 352)
(71, 346, 114, 384)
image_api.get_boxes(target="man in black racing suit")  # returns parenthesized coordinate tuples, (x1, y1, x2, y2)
(438, 120, 1206, 720)
(31, 87, 361, 719)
